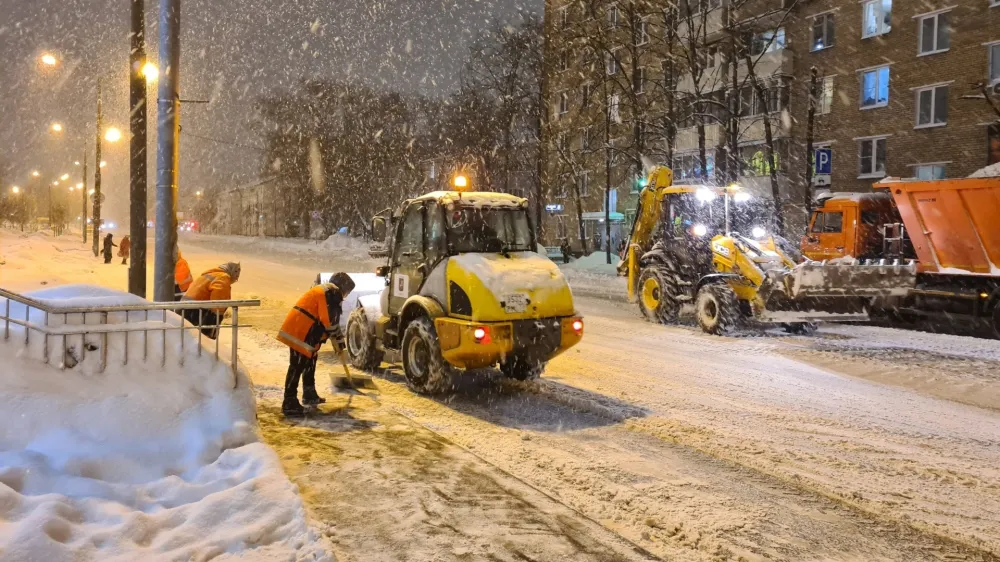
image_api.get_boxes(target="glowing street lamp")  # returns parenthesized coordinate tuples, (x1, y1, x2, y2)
(76, 183, 83, 189)
(11, 186, 20, 194)
(41, 54, 58, 66)
(31, 171, 40, 178)
(141, 62, 159, 83)
(51, 122, 64, 133)
(195, 190, 202, 197)
(104, 127, 123, 143)
(99, 161, 107, 168)
(60, 173, 70, 181)
(53, 181, 60, 186)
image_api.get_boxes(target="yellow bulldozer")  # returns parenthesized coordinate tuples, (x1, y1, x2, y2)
(619, 166, 915, 335)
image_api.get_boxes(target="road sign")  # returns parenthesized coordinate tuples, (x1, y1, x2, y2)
(815, 148, 832, 175)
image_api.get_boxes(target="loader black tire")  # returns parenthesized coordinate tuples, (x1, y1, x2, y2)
(695, 283, 741, 336)
(346, 307, 384, 371)
(401, 316, 453, 395)
(637, 267, 680, 324)
(500, 356, 545, 381)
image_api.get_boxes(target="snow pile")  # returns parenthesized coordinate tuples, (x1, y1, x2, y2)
(969, 162, 1000, 178)
(562, 251, 621, 275)
(0, 285, 331, 562)
(182, 232, 375, 263)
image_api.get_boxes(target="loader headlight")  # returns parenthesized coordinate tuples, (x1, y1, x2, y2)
(752, 227, 766, 239)
(692, 224, 708, 237)
(695, 188, 717, 203)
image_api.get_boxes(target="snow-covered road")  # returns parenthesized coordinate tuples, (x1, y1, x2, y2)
(4, 230, 1000, 561)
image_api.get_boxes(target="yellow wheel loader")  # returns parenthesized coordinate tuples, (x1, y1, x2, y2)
(344, 189, 584, 394)
(620, 166, 916, 335)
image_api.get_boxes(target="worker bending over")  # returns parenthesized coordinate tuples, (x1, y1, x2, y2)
(182, 262, 241, 339)
(277, 272, 356, 417)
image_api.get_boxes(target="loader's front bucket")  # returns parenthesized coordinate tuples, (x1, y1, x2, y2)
(786, 262, 917, 299)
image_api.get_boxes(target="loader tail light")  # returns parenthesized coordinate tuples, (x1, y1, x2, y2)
(473, 326, 491, 344)
(572, 319, 584, 334)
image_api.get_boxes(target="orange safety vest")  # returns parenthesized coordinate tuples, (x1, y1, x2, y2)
(182, 268, 233, 313)
(277, 284, 344, 358)
(175, 256, 193, 292)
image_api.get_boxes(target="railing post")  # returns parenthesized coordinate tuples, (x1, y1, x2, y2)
(43, 312, 49, 364)
(5, 298, 10, 340)
(231, 306, 239, 386)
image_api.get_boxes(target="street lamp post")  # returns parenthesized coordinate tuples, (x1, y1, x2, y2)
(129, 0, 151, 298)
(93, 78, 104, 257)
(155, 0, 182, 302)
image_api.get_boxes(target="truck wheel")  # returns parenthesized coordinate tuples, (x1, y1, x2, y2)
(401, 317, 453, 395)
(637, 267, 680, 324)
(500, 356, 545, 381)
(346, 307, 383, 371)
(695, 283, 741, 336)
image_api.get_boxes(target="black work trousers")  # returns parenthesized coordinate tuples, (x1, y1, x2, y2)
(180, 308, 221, 340)
(283, 348, 320, 408)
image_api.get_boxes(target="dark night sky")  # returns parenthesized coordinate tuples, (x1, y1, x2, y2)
(0, 0, 539, 222)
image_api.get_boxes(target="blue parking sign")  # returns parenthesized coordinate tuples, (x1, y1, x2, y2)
(815, 148, 832, 175)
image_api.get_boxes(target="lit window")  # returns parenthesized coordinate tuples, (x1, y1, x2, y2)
(858, 137, 887, 178)
(818, 76, 834, 115)
(918, 11, 950, 55)
(751, 28, 786, 56)
(915, 85, 948, 127)
(811, 13, 835, 51)
(860, 66, 889, 108)
(862, 0, 892, 38)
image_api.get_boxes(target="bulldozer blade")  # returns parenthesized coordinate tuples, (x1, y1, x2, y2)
(758, 310, 870, 324)
(787, 262, 916, 299)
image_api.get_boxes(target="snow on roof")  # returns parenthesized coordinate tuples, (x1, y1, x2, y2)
(411, 191, 527, 208)
(816, 191, 889, 203)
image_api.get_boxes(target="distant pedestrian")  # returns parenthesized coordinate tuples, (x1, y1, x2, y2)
(174, 250, 193, 301)
(559, 239, 571, 264)
(181, 262, 241, 340)
(118, 235, 131, 265)
(102, 234, 117, 264)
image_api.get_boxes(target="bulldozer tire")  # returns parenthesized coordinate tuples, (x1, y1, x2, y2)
(500, 356, 545, 381)
(637, 267, 680, 324)
(696, 283, 741, 336)
(401, 316, 453, 395)
(346, 307, 384, 371)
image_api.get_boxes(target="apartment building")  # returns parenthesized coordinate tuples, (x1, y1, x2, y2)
(541, 0, 1000, 249)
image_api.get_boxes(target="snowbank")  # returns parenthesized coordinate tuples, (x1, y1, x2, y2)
(182, 232, 374, 263)
(0, 285, 330, 561)
(969, 162, 1000, 178)
(562, 252, 621, 275)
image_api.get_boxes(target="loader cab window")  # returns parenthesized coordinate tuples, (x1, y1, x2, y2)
(447, 206, 534, 254)
(425, 202, 447, 264)
(395, 204, 424, 265)
(810, 211, 843, 233)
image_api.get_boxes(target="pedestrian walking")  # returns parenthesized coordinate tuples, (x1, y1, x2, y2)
(118, 235, 131, 265)
(102, 234, 117, 264)
(277, 272, 356, 417)
(181, 262, 240, 340)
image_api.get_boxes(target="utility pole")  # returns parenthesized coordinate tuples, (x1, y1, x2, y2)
(129, 0, 149, 297)
(82, 149, 88, 243)
(804, 66, 819, 217)
(154, 0, 181, 302)
(93, 78, 103, 257)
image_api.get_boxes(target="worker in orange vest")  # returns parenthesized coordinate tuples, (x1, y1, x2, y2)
(181, 262, 240, 340)
(174, 250, 193, 301)
(277, 272, 356, 417)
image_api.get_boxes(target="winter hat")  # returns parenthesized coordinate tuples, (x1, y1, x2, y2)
(329, 272, 356, 296)
(219, 262, 241, 282)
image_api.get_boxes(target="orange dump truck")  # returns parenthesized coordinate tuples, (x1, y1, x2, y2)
(803, 177, 1000, 337)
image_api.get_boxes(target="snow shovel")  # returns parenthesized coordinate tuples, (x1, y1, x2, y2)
(330, 340, 377, 391)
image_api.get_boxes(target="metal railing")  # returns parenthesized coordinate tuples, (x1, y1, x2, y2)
(0, 288, 260, 384)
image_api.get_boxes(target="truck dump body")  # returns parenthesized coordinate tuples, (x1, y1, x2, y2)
(876, 178, 1000, 276)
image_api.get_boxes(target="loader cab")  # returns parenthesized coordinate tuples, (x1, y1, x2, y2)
(802, 192, 897, 261)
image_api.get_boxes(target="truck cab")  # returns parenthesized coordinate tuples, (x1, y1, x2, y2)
(345, 191, 584, 393)
(802, 192, 897, 261)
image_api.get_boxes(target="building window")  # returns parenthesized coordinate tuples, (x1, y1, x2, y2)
(576, 172, 590, 197)
(606, 50, 619, 76)
(991, 44, 1000, 84)
(860, 66, 889, 108)
(556, 133, 569, 154)
(691, 0, 722, 13)
(918, 11, 950, 55)
(818, 76, 834, 115)
(558, 50, 571, 72)
(912, 164, 946, 180)
(858, 137, 887, 178)
(608, 94, 622, 123)
(699, 44, 719, 70)
(607, 3, 619, 29)
(559, 92, 569, 116)
(989, 124, 1000, 165)
(811, 13, 835, 51)
(751, 28, 786, 56)
(557, 174, 570, 198)
(579, 127, 592, 152)
(862, 0, 892, 38)
(635, 19, 649, 46)
(581, 83, 592, 108)
(633, 67, 646, 94)
(559, 6, 570, 29)
(915, 84, 948, 128)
